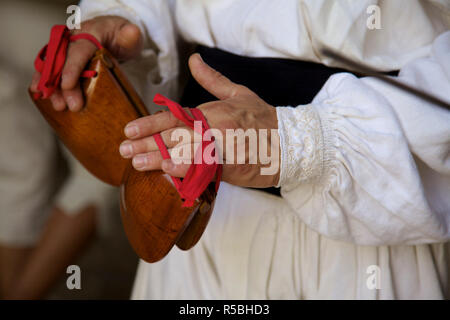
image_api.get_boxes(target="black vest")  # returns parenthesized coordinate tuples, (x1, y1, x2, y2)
(180, 46, 385, 196)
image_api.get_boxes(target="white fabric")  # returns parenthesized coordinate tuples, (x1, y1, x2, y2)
(80, 0, 450, 89)
(78, 0, 450, 299)
(0, 1, 121, 246)
(0, 68, 118, 246)
(53, 147, 118, 236)
(132, 182, 449, 299)
(80, 0, 179, 111)
(276, 33, 450, 246)
(0, 67, 57, 245)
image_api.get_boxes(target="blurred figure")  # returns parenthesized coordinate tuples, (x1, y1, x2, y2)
(0, 63, 118, 299)
(0, 0, 132, 299)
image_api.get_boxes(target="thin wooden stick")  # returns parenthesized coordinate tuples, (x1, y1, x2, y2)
(320, 48, 450, 111)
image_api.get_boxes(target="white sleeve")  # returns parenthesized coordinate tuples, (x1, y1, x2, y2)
(276, 31, 450, 246)
(78, 0, 179, 109)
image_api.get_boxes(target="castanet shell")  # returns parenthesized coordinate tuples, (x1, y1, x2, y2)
(28, 48, 217, 263)
(28, 50, 139, 186)
(120, 165, 216, 262)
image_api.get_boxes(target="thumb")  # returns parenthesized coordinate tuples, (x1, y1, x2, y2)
(188, 53, 252, 100)
(115, 23, 143, 60)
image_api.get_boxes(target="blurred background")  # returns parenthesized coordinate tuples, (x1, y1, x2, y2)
(0, 0, 138, 299)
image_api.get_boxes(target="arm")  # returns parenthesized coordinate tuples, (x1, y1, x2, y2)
(277, 31, 450, 245)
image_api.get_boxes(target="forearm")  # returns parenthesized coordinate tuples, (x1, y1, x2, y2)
(276, 68, 449, 245)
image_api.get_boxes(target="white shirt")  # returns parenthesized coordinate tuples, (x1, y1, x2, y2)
(79, 0, 450, 299)
(80, 0, 449, 94)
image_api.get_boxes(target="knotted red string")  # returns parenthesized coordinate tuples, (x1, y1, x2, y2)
(34, 26, 220, 207)
(33, 25, 103, 100)
(153, 94, 222, 207)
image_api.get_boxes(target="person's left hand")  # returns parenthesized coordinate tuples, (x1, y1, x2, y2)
(119, 53, 280, 188)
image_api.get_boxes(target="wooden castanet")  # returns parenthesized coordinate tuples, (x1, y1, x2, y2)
(120, 165, 216, 262)
(28, 49, 216, 262)
(29, 50, 137, 186)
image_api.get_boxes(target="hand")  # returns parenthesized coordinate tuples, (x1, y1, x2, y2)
(30, 16, 143, 112)
(119, 54, 281, 188)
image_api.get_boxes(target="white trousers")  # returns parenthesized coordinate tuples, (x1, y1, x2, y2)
(131, 183, 449, 300)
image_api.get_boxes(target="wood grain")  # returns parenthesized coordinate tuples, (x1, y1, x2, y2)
(28, 49, 217, 263)
(29, 50, 138, 186)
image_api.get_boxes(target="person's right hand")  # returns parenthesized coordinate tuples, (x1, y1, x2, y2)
(30, 16, 143, 112)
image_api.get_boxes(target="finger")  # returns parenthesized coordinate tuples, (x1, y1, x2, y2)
(115, 23, 143, 60)
(49, 89, 66, 111)
(124, 110, 190, 139)
(169, 143, 198, 165)
(132, 151, 163, 171)
(161, 159, 190, 178)
(188, 53, 251, 100)
(120, 127, 194, 158)
(132, 151, 192, 177)
(62, 83, 84, 112)
(61, 39, 97, 90)
(30, 72, 41, 92)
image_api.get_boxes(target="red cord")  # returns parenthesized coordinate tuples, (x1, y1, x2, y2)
(33, 25, 103, 99)
(34, 26, 221, 206)
(153, 94, 222, 207)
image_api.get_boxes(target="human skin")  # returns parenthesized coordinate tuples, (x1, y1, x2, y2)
(30, 16, 280, 187)
(120, 54, 281, 188)
(30, 16, 143, 112)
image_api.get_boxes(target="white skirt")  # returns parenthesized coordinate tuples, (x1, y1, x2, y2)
(131, 182, 449, 299)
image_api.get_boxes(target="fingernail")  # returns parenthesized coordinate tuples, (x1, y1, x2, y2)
(66, 96, 78, 110)
(125, 125, 138, 138)
(119, 142, 133, 158)
(197, 53, 203, 62)
(162, 159, 174, 171)
(132, 155, 147, 169)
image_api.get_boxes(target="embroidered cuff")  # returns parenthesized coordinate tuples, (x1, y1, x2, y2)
(276, 105, 324, 189)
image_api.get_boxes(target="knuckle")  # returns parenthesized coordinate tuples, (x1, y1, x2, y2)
(214, 69, 224, 79)
(51, 98, 65, 110)
(173, 164, 188, 175)
(229, 85, 242, 97)
(144, 153, 153, 163)
(167, 111, 178, 124)
(77, 18, 98, 33)
(62, 67, 76, 80)
(144, 137, 155, 151)
(68, 43, 95, 60)
(235, 84, 247, 93)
